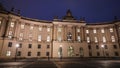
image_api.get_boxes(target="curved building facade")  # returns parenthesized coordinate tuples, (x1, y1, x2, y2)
(0, 7, 120, 59)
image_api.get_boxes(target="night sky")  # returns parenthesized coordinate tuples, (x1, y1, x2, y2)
(0, 0, 120, 23)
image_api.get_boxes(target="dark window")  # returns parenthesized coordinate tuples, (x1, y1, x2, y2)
(28, 44, 32, 48)
(19, 43, 22, 48)
(8, 42, 12, 47)
(47, 45, 50, 49)
(114, 52, 119, 56)
(38, 44, 41, 49)
(89, 52, 92, 56)
(104, 45, 108, 49)
(46, 52, 49, 56)
(97, 52, 100, 56)
(113, 45, 117, 49)
(96, 45, 99, 49)
(28, 52, 31, 56)
(17, 51, 21, 56)
(37, 52, 41, 56)
(88, 45, 91, 50)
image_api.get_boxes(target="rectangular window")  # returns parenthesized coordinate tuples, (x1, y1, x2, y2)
(77, 29, 80, 32)
(104, 45, 108, 49)
(97, 52, 100, 56)
(17, 51, 21, 56)
(38, 44, 41, 49)
(101, 28, 105, 33)
(89, 52, 92, 56)
(47, 35, 50, 42)
(6, 51, 11, 56)
(94, 37, 98, 43)
(30, 25, 34, 30)
(28, 52, 31, 56)
(110, 28, 113, 32)
(93, 29, 97, 33)
(58, 27, 62, 32)
(39, 26, 42, 31)
(46, 52, 49, 56)
(87, 37, 90, 43)
(8, 31, 13, 39)
(20, 33, 23, 37)
(19, 43, 22, 48)
(88, 45, 91, 50)
(103, 36, 106, 43)
(47, 27, 50, 32)
(47, 45, 50, 49)
(113, 45, 117, 49)
(111, 36, 115, 42)
(8, 42, 12, 47)
(77, 36, 81, 42)
(38, 35, 41, 41)
(96, 45, 99, 49)
(86, 30, 89, 34)
(114, 52, 119, 56)
(28, 44, 32, 48)
(21, 24, 24, 29)
(10, 22, 15, 27)
(37, 52, 41, 56)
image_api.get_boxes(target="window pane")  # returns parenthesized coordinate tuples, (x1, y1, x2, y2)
(110, 28, 113, 32)
(8, 42, 12, 47)
(21, 24, 24, 29)
(93, 29, 96, 33)
(10, 22, 14, 27)
(86, 30, 89, 33)
(6, 51, 11, 56)
(101, 28, 105, 33)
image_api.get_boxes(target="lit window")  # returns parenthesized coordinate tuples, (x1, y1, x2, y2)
(20, 33, 23, 37)
(77, 29, 80, 32)
(103, 36, 106, 42)
(101, 28, 105, 33)
(110, 28, 113, 32)
(10, 22, 15, 27)
(86, 30, 89, 34)
(87, 37, 90, 43)
(19, 38, 23, 41)
(77, 36, 81, 42)
(58, 28, 62, 32)
(30, 26, 33, 30)
(21, 24, 24, 29)
(8, 31, 12, 39)
(39, 26, 42, 31)
(47, 27, 50, 32)
(94, 37, 98, 43)
(47, 35, 50, 42)
(6, 51, 11, 56)
(67, 32, 72, 41)
(111, 36, 115, 42)
(38, 35, 41, 41)
(93, 29, 97, 33)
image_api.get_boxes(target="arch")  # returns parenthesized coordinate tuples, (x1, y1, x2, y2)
(68, 46, 74, 57)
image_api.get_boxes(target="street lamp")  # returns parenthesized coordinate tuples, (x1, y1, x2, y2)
(15, 43, 19, 61)
(101, 45, 105, 57)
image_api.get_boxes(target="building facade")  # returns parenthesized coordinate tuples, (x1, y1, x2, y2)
(0, 6, 120, 59)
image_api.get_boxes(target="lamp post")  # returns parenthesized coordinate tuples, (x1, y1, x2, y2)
(15, 43, 19, 62)
(101, 45, 105, 58)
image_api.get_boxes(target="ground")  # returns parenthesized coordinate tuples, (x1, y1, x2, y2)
(0, 58, 120, 68)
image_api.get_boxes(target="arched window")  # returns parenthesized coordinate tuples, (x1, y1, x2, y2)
(68, 46, 74, 57)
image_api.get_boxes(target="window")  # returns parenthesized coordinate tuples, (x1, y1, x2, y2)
(103, 36, 106, 43)
(88, 45, 91, 50)
(37, 52, 41, 56)
(93, 29, 96, 33)
(28, 44, 32, 48)
(17, 51, 21, 56)
(104, 45, 108, 49)
(114, 52, 119, 56)
(47, 45, 50, 49)
(86, 30, 89, 34)
(77, 36, 81, 42)
(113, 45, 117, 49)
(19, 43, 22, 48)
(19, 38, 23, 41)
(94, 37, 98, 43)
(77, 29, 80, 32)
(87, 37, 90, 43)
(38, 44, 41, 49)
(47, 27, 50, 32)
(10, 22, 15, 27)
(110, 28, 113, 32)
(20, 33, 23, 37)
(8, 42, 12, 47)
(101, 28, 105, 33)
(21, 24, 24, 29)
(89, 52, 92, 56)
(46, 52, 49, 56)
(6, 51, 11, 56)
(97, 52, 100, 56)
(38, 35, 41, 41)
(47, 35, 50, 42)
(39, 26, 42, 31)
(96, 45, 99, 49)
(67, 32, 72, 41)
(111, 36, 115, 42)
(30, 25, 33, 30)
(28, 52, 31, 56)
(58, 27, 62, 32)
(8, 31, 13, 39)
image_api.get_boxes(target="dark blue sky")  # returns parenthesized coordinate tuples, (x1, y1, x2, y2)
(0, 0, 120, 23)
